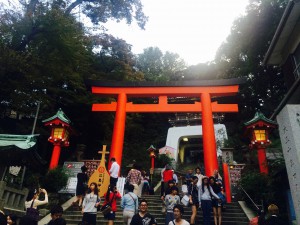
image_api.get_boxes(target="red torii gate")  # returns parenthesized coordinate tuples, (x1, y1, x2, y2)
(88, 79, 242, 176)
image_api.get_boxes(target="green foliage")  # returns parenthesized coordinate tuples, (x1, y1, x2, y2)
(136, 47, 186, 81)
(239, 163, 289, 215)
(40, 167, 69, 193)
(156, 154, 174, 168)
(215, 0, 287, 118)
(239, 171, 273, 204)
(23, 0, 147, 29)
(23, 170, 42, 190)
(91, 33, 144, 81)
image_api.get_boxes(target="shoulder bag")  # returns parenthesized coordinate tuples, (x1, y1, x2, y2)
(128, 193, 137, 214)
(101, 193, 115, 216)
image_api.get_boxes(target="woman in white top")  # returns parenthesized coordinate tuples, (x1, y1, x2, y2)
(25, 188, 48, 224)
(194, 167, 204, 187)
(169, 204, 190, 225)
(25, 188, 48, 209)
(200, 177, 220, 225)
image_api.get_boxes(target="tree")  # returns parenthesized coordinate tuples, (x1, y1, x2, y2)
(215, 0, 287, 119)
(162, 51, 186, 81)
(23, 0, 147, 29)
(136, 47, 186, 81)
(0, 7, 92, 115)
(90, 33, 144, 81)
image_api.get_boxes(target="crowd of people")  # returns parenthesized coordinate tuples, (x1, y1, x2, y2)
(160, 165, 225, 225)
(0, 159, 285, 225)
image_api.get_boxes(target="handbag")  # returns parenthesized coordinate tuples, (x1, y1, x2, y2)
(26, 200, 40, 221)
(217, 192, 226, 205)
(181, 195, 190, 206)
(100, 203, 112, 215)
(101, 193, 115, 216)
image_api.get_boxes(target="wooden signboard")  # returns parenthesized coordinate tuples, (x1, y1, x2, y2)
(88, 145, 110, 197)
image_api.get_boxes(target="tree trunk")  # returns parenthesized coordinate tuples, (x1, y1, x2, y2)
(65, 0, 83, 15)
(26, 0, 39, 17)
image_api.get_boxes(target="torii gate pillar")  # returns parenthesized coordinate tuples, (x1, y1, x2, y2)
(201, 92, 218, 176)
(109, 93, 127, 168)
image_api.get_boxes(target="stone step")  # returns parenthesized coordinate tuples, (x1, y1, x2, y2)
(65, 195, 250, 225)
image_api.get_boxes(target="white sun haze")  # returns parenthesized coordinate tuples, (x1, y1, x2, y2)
(105, 0, 248, 65)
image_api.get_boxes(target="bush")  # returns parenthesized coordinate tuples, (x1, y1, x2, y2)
(156, 154, 174, 168)
(40, 167, 69, 193)
(239, 171, 274, 206)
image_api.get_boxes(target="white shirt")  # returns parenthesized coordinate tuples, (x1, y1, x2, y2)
(169, 219, 190, 225)
(25, 195, 48, 209)
(109, 161, 120, 178)
(173, 173, 178, 184)
(195, 173, 204, 187)
(200, 186, 219, 201)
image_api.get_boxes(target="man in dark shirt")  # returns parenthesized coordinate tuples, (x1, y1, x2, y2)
(130, 199, 157, 225)
(264, 204, 285, 225)
(258, 204, 285, 225)
(185, 169, 194, 187)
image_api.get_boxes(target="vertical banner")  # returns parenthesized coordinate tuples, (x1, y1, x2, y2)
(228, 164, 245, 199)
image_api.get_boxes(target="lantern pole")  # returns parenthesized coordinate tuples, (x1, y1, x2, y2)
(49, 144, 62, 169)
(257, 148, 268, 174)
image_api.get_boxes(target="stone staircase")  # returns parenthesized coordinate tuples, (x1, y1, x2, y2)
(64, 194, 249, 225)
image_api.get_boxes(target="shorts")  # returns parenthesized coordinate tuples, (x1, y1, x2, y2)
(104, 211, 116, 220)
(212, 199, 221, 208)
(191, 203, 199, 208)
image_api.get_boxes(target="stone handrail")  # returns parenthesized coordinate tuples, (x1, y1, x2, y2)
(0, 181, 29, 214)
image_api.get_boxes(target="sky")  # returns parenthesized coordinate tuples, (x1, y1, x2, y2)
(1, 0, 249, 66)
(104, 0, 249, 65)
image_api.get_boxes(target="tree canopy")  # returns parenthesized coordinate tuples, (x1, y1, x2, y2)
(215, 0, 287, 119)
(136, 47, 186, 81)
(23, 0, 148, 29)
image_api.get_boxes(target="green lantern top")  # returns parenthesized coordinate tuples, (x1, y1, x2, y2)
(244, 111, 277, 127)
(42, 108, 71, 125)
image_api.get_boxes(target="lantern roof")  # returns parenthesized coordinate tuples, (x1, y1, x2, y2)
(147, 145, 156, 151)
(244, 111, 277, 127)
(42, 108, 71, 125)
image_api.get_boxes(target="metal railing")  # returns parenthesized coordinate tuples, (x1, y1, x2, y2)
(239, 184, 262, 211)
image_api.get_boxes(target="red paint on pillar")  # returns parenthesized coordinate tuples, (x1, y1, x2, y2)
(257, 148, 268, 174)
(201, 92, 218, 176)
(109, 93, 127, 169)
(223, 163, 232, 203)
(151, 157, 155, 169)
(49, 144, 61, 169)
